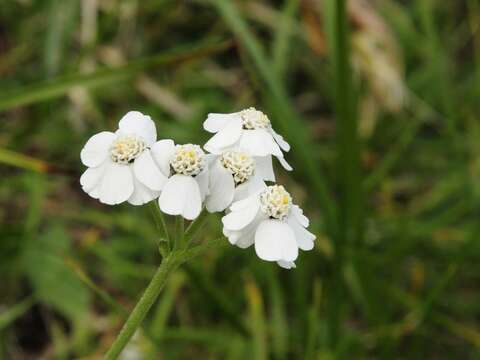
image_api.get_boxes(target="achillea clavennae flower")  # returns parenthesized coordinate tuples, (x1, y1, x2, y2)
(80, 111, 170, 205)
(205, 150, 275, 213)
(222, 184, 315, 268)
(157, 143, 209, 220)
(203, 107, 292, 171)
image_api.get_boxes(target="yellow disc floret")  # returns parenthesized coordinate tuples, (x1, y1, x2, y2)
(240, 107, 271, 130)
(110, 135, 147, 164)
(220, 151, 255, 185)
(259, 185, 292, 220)
(170, 144, 205, 176)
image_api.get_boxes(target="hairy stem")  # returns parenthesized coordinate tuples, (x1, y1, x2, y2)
(104, 254, 179, 359)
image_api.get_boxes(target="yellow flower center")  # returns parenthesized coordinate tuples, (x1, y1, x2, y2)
(260, 185, 292, 220)
(240, 107, 271, 130)
(220, 151, 255, 185)
(110, 135, 147, 164)
(170, 144, 205, 176)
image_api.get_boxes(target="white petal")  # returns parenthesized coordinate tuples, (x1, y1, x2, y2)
(235, 211, 265, 248)
(150, 139, 175, 177)
(128, 175, 160, 205)
(276, 155, 293, 171)
(277, 260, 296, 269)
(224, 229, 241, 245)
(239, 129, 282, 157)
(98, 162, 134, 205)
(118, 111, 157, 145)
(133, 150, 167, 191)
(195, 168, 210, 200)
(159, 175, 202, 220)
(206, 161, 235, 212)
(222, 197, 260, 231)
(233, 176, 265, 202)
(80, 131, 116, 167)
(223, 211, 265, 248)
(203, 116, 243, 154)
(80, 162, 108, 198)
(254, 220, 298, 262)
(229, 193, 261, 212)
(288, 215, 316, 251)
(254, 156, 275, 182)
(271, 129, 290, 152)
(292, 205, 309, 227)
(203, 113, 241, 133)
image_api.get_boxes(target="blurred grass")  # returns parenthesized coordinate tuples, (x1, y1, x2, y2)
(1, 0, 480, 358)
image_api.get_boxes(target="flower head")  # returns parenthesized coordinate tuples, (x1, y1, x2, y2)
(220, 151, 254, 185)
(155, 142, 209, 220)
(222, 184, 315, 268)
(259, 185, 292, 220)
(80, 111, 170, 205)
(205, 150, 277, 213)
(240, 107, 271, 130)
(203, 107, 292, 171)
(171, 144, 205, 176)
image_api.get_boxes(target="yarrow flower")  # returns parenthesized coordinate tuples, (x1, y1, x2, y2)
(205, 150, 275, 213)
(222, 184, 316, 268)
(80, 111, 172, 205)
(155, 142, 209, 220)
(80, 106, 315, 269)
(203, 107, 292, 171)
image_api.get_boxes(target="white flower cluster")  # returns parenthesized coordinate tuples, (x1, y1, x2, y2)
(80, 108, 315, 268)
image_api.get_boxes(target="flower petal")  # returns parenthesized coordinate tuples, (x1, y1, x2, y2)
(203, 116, 243, 154)
(233, 176, 265, 202)
(254, 220, 298, 262)
(276, 155, 293, 171)
(254, 156, 275, 182)
(235, 211, 265, 248)
(229, 192, 261, 212)
(159, 174, 202, 220)
(203, 113, 241, 133)
(239, 129, 282, 157)
(277, 260, 296, 269)
(128, 175, 160, 205)
(80, 131, 116, 167)
(206, 160, 235, 212)
(98, 162, 134, 205)
(288, 215, 316, 251)
(195, 168, 210, 200)
(222, 197, 260, 231)
(118, 111, 157, 145)
(133, 150, 167, 191)
(270, 129, 290, 152)
(292, 205, 309, 227)
(80, 162, 108, 199)
(150, 139, 175, 177)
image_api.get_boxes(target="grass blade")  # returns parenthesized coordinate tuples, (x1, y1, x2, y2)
(0, 39, 232, 112)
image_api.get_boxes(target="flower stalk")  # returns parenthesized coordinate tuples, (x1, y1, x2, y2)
(104, 254, 179, 360)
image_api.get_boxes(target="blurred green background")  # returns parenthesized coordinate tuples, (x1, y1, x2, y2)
(1, 0, 480, 358)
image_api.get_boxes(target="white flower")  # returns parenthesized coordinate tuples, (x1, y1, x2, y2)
(80, 111, 171, 205)
(205, 150, 276, 213)
(203, 107, 292, 171)
(222, 184, 315, 268)
(155, 143, 209, 220)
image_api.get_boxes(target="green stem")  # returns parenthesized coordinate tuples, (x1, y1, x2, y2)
(149, 201, 171, 255)
(104, 254, 179, 360)
(183, 209, 209, 247)
(174, 216, 184, 249)
(148, 201, 170, 242)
